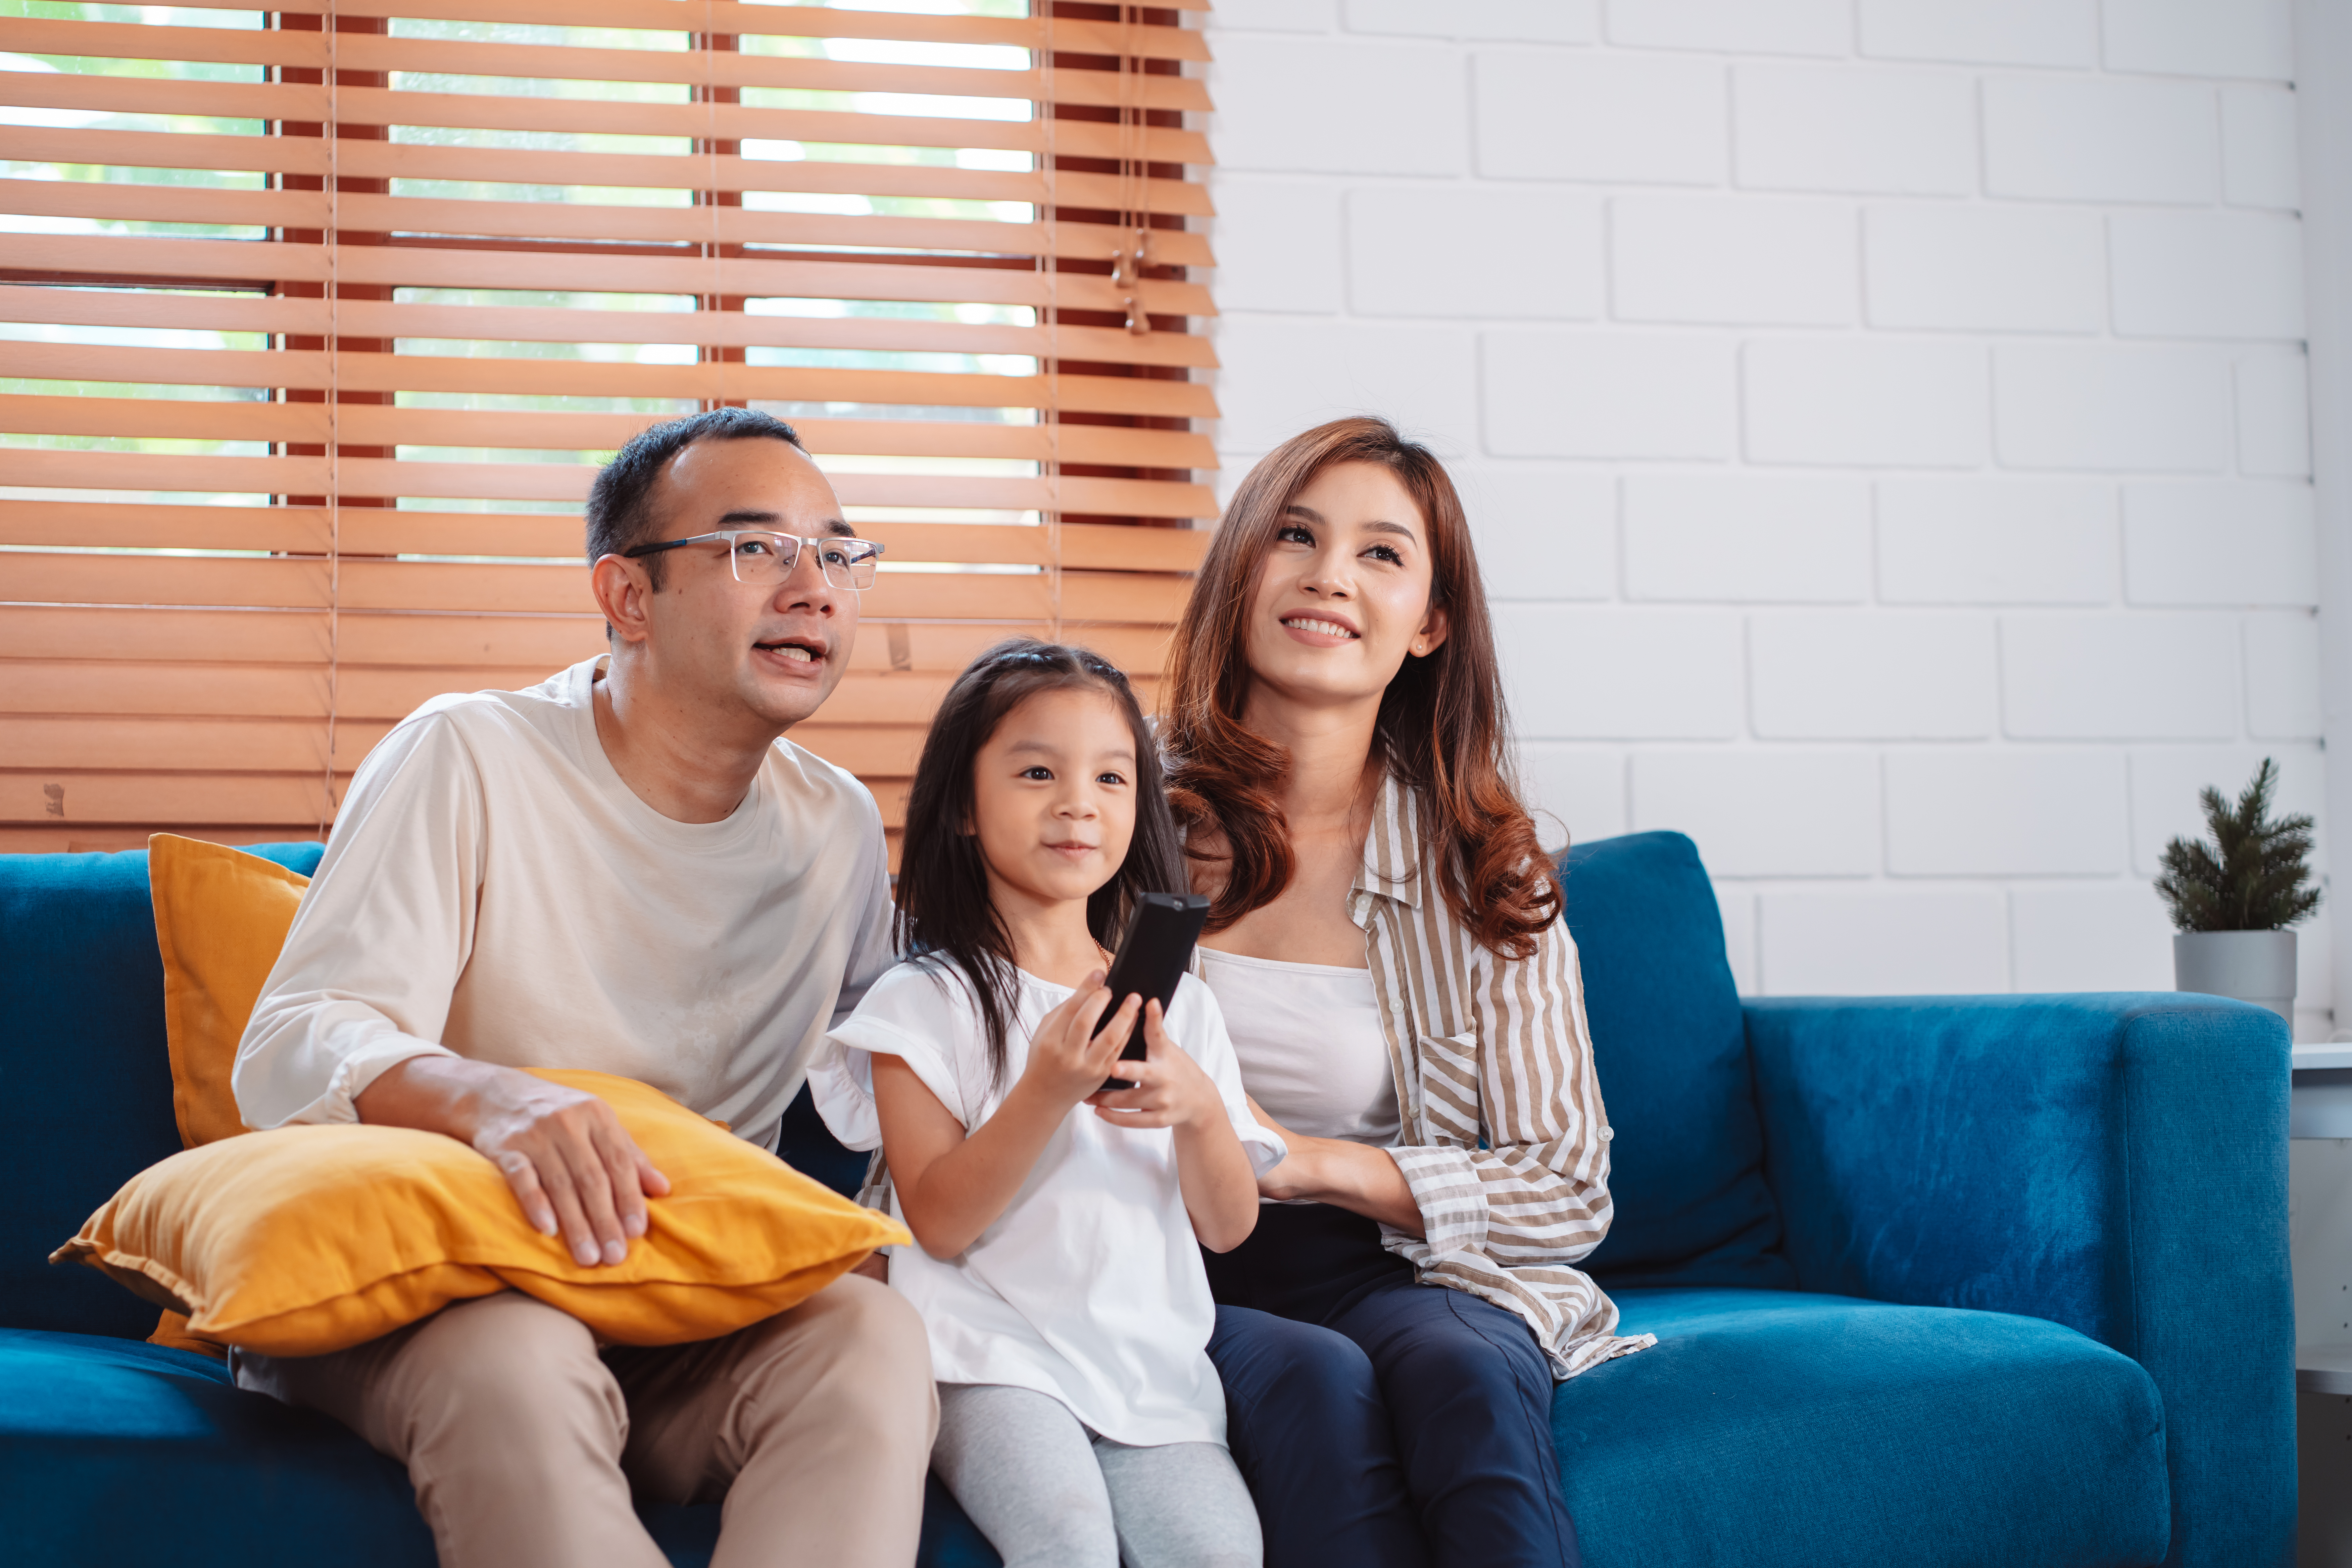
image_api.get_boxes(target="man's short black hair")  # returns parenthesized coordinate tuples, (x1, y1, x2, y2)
(585, 407, 806, 587)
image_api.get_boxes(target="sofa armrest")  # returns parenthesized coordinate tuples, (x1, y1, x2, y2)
(1744, 992, 2293, 1568)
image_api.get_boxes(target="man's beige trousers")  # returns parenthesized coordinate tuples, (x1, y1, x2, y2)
(232, 1276, 937, 1568)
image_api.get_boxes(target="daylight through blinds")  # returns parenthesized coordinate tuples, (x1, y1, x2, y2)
(0, 0, 1218, 857)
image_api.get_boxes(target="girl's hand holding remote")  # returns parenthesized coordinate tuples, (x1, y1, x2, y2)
(1012, 973, 1138, 1112)
(1086, 999, 1222, 1131)
(1089, 999, 1261, 1252)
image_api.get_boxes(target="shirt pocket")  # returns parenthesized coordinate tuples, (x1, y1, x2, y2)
(1413, 1029, 1484, 1142)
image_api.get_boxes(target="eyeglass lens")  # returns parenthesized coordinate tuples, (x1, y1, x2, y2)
(727, 533, 880, 591)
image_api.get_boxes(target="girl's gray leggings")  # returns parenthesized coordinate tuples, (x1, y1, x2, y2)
(931, 1382, 1264, 1568)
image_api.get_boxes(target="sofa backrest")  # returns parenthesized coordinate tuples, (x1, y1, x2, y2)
(0, 843, 323, 1337)
(0, 830, 1787, 1339)
(1559, 831, 1790, 1288)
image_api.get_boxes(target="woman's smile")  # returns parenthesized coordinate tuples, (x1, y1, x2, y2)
(1279, 612, 1361, 645)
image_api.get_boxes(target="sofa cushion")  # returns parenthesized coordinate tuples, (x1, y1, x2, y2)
(0, 1327, 996, 1568)
(1557, 1288, 2170, 1568)
(0, 1327, 434, 1567)
(1556, 832, 1787, 1286)
(0, 844, 323, 1338)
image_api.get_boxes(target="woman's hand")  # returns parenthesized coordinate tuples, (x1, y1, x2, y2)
(1242, 1095, 1426, 1238)
(1010, 971, 1134, 1114)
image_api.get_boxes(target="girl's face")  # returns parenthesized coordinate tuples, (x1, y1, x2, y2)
(969, 684, 1139, 913)
(1242, 459, 1450, 715)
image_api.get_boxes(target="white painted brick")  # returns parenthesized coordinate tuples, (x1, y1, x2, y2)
(2121, 482, 2317, 606)
(1475, 52, 1726, 186)
(1495, 606, 1745, 739)
(2011, 884, 2176, 992)
(1610, 196, 1853, 326)
(1993, 345, 2232, 473)
(1213, 319, 1477, 456)
(2246, 613, 2324, 740)
(1733, 63, 1976, 196)
(2296, 913, 2333, 1017)
(1347, 187, 1601, 321)
(1884, 749, 2128, 875)
(1759, 889, 2009, 994)
(2102, 0, 2296, 82)
(1875, 479, 2117, 605)
(2221, 86, 2302, 209)
(1605, 0, 1849, 56)
(2110, 211, 2305, 341)
(1863, 205, 2105, 335)
(2127, 744, 2326, 876)
(1516, 744, 1625, 846)
(1983, 77, 2217, 204)
(1208, 178, 1342, 314)
(1750, 613, 1996, 739)
(1630, 749, 1880, 876)
(1344, 0, 1594, 42)
(1857, 0, 2096, 67)
(1715, 886, 1759, 993)
(1622, 476, 1869, 602)
(1210, 35, 1467, 175)
(1460, 466, 1617, 602)
(1208, 0, 1338, 31)
(1999, 613, 2238, 739)
(2237, 350, 2313, 478)
(1484, 330, 1737, 460)
(1743, 339, 1987, 468)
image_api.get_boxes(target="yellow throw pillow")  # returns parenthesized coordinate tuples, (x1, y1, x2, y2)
(54, 1069, 909, 1357)
(147, 832, 309, 1149)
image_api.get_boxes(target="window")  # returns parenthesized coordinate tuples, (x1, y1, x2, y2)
(0, 0, 1215, 858)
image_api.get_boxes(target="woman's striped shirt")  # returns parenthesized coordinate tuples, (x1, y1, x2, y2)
(1347, 773, 1654, 1380)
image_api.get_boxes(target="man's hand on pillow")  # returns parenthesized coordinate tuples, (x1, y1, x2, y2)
(355, 1057, 672, 1267)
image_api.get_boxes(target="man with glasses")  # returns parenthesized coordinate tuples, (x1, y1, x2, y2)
(229, 408, 934, 1568)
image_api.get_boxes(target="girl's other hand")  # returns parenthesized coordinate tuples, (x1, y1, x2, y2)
(1014, 969, 1133, 1111)
(1086, 1000, 1221, 1131)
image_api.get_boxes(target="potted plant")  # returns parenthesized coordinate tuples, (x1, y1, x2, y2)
(2156, 758, 2321, 1024)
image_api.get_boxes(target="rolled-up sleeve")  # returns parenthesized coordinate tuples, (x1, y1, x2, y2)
(232, 712, 481, 1129)
(1387, 918, 1614, 1266)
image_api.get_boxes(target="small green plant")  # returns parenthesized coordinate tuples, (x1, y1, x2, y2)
(2155, 758, 2322, 932)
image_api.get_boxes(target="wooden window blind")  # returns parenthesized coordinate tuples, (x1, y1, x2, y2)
(0, 0, 1217, 860)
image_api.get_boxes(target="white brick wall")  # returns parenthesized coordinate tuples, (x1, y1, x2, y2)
(1202, 0, 2326, 1034)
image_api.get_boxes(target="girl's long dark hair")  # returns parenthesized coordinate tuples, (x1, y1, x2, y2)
(1161, 416, 1560, 961)
(894, 639, 1186, 1088)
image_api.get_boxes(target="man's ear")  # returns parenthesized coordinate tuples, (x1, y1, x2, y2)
(591, 554, 656, 647)
(1413, 601, 1452, 658)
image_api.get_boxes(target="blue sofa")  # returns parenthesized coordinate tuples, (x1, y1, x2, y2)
(0, 832, 2295, 1567)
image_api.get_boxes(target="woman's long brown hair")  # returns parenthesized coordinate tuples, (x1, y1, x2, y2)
(1161, 416, 1559, 960)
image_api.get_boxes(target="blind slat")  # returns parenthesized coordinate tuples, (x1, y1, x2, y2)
(336, 195, 1218, 271)
(0, 607, 1173, 678)
(6, 233, 1215, 319)
(0, 502, 1212, 572)
(3, 343, 1222, 419)
(328, 32, 1213, 112)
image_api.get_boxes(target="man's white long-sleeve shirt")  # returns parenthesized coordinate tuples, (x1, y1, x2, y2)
(234, 655, 895, 1153)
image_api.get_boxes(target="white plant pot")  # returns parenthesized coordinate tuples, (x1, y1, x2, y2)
(2173, 929, 2297, 1023)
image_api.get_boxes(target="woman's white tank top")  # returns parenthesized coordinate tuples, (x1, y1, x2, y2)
(1195, 946, 1401, 1148)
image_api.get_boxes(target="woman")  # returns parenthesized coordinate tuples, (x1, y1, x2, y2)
(1164, 418, 1650, 1568)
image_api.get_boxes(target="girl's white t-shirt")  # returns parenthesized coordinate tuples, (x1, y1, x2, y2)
(809, 958, 1286, 1448)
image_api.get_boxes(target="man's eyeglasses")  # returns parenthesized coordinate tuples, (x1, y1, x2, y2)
(623, 531, 885, 592)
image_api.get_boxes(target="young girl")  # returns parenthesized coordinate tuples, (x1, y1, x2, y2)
(807, 639, 1281, 1568)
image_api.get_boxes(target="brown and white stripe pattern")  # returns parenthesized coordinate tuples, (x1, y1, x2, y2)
(1357, 775, 1655, 1380)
